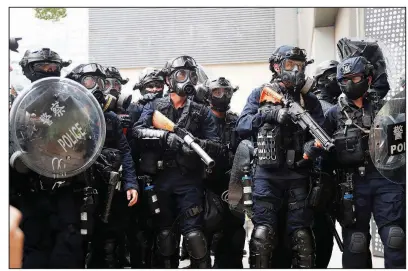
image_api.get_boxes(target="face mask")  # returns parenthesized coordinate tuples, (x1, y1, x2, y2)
(340, 78, 369, 100)
(211, 96, 232, 112)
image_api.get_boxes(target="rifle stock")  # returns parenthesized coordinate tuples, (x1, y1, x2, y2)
(152, 110, 215, 168)
(152, 111, 175, 132)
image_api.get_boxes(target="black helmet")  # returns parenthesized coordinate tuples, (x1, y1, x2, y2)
(314, 60, 339, 81)
(133, 67, 165, 96)
(105, 66, 129, 84)
(66, 63, 109, 109)
(313, 60, 341, 99)
(19, 48, 71, 82)
(163, 56, 199, 97)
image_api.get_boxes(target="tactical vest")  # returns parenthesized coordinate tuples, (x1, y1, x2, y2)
(140, 97, 207, 174)
(257, 82, 307, 169)
(333, 97, 377, 168)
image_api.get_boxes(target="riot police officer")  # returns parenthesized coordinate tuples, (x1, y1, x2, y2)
(66, 63, 139, 268)
(236, 45, 324, 268)
(11, 48, 87, 269)
(192, 77, 246, 268)
(322, 56, 406, 268)
(313, 60, 342, 114)
(309, 59, 343, 268)
(133, 56, 222, 268)
(125, 68, 166, 268)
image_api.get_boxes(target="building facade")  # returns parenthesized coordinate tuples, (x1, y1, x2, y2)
(88, 7, 405, 112)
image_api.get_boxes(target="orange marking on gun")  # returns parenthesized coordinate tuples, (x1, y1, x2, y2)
(259, 86, 284, 104)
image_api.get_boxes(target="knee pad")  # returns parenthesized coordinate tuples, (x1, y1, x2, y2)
(184, 230, 208, 260)
(385, 226, 405, 250)
(348, 232, 368, 253)
(156, 229, 178, 257)
(249, 225, 276, 254)
(291, 228, 315, 268)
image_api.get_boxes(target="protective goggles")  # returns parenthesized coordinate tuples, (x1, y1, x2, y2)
(211, 87, 233, 98)
(81, 75, 105, 90)
(318, 72, 337, 84)
(172, 69, 198, 85)
(104, 78, 122, 93)
(145, 81, 164, 89)
(32, 62, 61, 73)
(282, 59, 305, 72)
(338, 73, 364, 85)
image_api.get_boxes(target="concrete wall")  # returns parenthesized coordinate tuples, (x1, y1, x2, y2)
(297, 8, 315, 56)
(309, 26, 336, 76)
(334, 8, 360, 60)
(275, 8, 298, 47)
(120, 62, 271, 114)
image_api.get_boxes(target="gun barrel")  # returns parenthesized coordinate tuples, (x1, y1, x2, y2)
(101, 171, 119, 223)
(183, 135, 215, 168)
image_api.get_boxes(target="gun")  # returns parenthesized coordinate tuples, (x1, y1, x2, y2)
(95, 154, 121, 224)
(260, 85, 335, 151)
(326, 213, 344, 252)
(152, 110, 215, 168)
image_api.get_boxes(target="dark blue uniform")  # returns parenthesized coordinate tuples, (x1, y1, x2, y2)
(236, 84, 324, 268)
(206, 111, 246, 268)
(135, 96, 220, 268)
(84, 111, 139, 268)
(323, 96, 406, 268)
(237, 86, 323, 230)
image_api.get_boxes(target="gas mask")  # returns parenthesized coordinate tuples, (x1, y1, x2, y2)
(339, 76, 369, 100)
(103, 77, 122, 98)
(279, 59, 306, 90)
(169, 69, 198, 97)
(210, 87, 233, 112)
(80, 75, 113, 111)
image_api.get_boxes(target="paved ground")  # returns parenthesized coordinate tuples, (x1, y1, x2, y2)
(179, 220, 385, 268)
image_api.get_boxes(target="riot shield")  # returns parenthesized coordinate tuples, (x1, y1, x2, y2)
(369, 90, 406, 184)
(9, 77, 106, 179)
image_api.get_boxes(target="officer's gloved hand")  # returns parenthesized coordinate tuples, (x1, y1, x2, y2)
(166, 133, 182, 150)
(181, 145, 195, 156)
(118, 114, 131, 128)
(139, 93, 158, 105)
(303, 140, 324, 161)
(132, 126, 142, 139)
(264, 106, 291, 124)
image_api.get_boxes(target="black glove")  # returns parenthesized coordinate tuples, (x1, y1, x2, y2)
(264, 106, 290, 124)
(139, 93, 158, 105)
(118, 114, 131, 128)
(181, 145, 195, 156)
(166, 133, 182, 150)
(303, 140, 324, 161)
